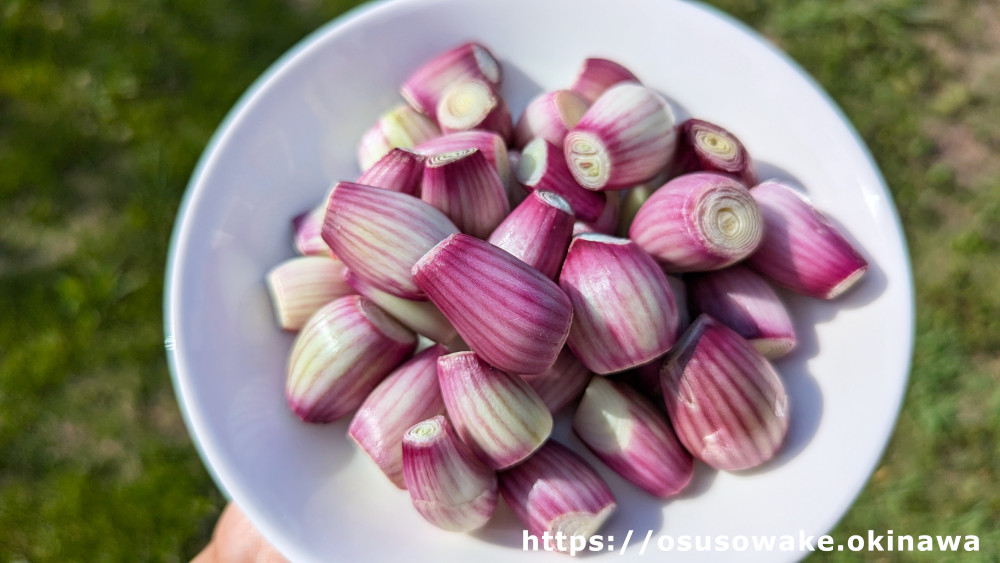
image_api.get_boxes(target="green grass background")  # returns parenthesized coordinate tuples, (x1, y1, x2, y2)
(1, 0, 998, 560)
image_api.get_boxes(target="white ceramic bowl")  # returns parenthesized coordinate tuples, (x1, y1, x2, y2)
(166, 0, 914, 560)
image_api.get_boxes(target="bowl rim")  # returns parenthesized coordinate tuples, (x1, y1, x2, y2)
(164, 0, 915, 560)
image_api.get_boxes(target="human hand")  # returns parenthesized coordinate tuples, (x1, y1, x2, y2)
(192, 503, 288, 563)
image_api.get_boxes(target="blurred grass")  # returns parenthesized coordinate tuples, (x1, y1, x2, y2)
(1, 0, 997, 560)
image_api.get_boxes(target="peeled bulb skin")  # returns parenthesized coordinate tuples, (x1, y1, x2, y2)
(660, 314, 789, 471)
(487, 190, 575, 280)
(436, 352, 552, 469)
(412, 233, 573, 376)
(513, 89, 590, 149)
(285, 296, 418, 423)
(321, 181, 460, 300)
(517, 137, 607, 223)
(400, 42, 502, 120)
(415, 130, 511, 189)
(519, 346, 594, 414)
(292, 203, 335, 258)
(356, 148, 426, 196)
(629, 172, 763, 272)
(672, 118, 756, 186)
(563, 83, 676, 191)
(687, 264, 796, 359)
(573, 377, 693, 498)
(569, 57, 641, 103)
(265, 256, 353, 331)
(349, 345, 448, 489)
(402, 415, 498, 532)
(436, 79, 513, 142)
(747, 180, 868, 299)
(357, 105, 441, 172)
(498, 440, 616, 552)
(421, 148, 510, 239)
(559, 233, 679, 374)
